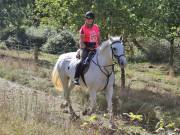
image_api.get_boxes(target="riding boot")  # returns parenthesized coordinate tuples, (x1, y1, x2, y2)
(74, 63, 82, 85)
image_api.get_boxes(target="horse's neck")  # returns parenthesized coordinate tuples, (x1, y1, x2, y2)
(96, 45, 112, 66)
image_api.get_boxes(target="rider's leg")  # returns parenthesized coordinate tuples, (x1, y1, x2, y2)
(74, 48, 88, 85)
(83, 50, 95, 65)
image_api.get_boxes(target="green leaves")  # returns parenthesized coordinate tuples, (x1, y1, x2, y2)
(0, 0, 34, 29)
(129, 112, 143, 123)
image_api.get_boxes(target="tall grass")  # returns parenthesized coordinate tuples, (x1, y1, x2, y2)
(0, 48, 180, 134)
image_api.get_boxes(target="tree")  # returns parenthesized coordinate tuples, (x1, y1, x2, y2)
(0, 0, 34, 30)
(141, 0, 180, 77)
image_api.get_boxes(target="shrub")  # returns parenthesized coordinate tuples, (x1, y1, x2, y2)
(42, 30, 77, 54)
(0, 41, 7, 50)
(136, 37, 170, 63)
(3, 27, 29, 50)
(25, 26, 47, 47)
(146, 38, 170, 62)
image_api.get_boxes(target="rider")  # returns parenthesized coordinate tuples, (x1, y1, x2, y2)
(73, 11, 100, 85)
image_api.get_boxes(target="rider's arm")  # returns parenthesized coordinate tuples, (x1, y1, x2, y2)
(98, 31, 101, 45)
(96, 25, 101, 46)
(79, 28, 86, 48)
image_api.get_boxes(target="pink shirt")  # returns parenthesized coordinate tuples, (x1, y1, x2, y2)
(79, 24, 100, 49)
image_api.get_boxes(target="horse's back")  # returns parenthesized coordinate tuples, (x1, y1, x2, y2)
(57, 52, 79, 79)
(59, 52, 76, 61)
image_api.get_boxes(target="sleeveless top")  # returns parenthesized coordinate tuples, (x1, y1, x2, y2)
(79, 24, 100, 49)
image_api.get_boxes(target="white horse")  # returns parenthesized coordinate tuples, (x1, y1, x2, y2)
(52, 36, 126, 121)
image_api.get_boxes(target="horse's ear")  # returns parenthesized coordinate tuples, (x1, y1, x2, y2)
(110, 37, 113, 42)
(108, 35, 113, 42)
(119, 36, 123, 41)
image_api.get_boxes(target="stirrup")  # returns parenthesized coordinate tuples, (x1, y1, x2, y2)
(83, 58, 89, 65)
(73, 78, 79, 85)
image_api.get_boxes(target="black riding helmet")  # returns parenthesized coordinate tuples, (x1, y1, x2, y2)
(85, 11, 95, 19)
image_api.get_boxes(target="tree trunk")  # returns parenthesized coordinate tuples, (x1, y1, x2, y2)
(120, 67, 126, 97)
(121, 67, 125, 88)
(34, 44, 38, 63)
(169, 38, 175, 77)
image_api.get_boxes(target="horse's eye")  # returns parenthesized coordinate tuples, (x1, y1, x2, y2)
(112, 48, 116, 51)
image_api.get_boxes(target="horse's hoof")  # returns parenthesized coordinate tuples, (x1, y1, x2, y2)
(60, 101, 68, 108)
(62, 109, 69, 113)
(82, 109, 88, 115)
(82, 108, 92, 115)
(109, 122, 117, 130)
(70, 113, 80, 121)
(87, 111, 93, 116)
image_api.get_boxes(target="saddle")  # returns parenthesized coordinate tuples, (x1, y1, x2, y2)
(82, 50, 96, 71)
(76, 50, 96, 85)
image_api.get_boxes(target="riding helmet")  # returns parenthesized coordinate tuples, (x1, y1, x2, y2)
(85, 11, 95, 19)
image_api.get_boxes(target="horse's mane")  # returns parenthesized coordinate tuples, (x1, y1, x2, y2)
(99, 40, 110, 51)
(99, 36, 121, 51)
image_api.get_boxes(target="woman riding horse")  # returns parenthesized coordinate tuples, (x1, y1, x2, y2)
(74, 11, 101, 85)
(52, 36, 126, 125)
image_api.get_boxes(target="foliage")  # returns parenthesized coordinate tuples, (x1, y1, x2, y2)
(129, 112, 143, 123)
(141, 38, 170, 62)
(0, 0, 34, 29)
(166, 122, 175, 129)
(34, 0, 140, 39)
(42, 30, 77, 54)
(25, 26, 57, 49)
(0, 42, 7, 50)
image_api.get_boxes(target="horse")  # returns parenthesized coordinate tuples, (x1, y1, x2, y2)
(52, 36, 126, 122)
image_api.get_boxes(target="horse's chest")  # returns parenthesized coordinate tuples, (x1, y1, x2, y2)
(85, 68, 108, 83)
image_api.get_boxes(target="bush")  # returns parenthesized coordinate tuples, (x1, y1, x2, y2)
(127, 46, 148, 62)
(1, 27, 30, 50)
(42, 30, 77, 54)
(136, 37, 170, 63)
(5, 36, 19, 49)
(25, 26, 48, 48)
(0, 41, 7, 50)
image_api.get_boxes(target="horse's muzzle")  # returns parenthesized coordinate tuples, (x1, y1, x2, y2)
(118, 56, 127, 68)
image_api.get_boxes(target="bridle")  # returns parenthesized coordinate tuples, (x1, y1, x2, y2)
(91, 40, 124, 90)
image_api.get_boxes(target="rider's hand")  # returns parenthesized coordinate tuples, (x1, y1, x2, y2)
(76, 49, 80, 59)
(76, 53, 80, 59)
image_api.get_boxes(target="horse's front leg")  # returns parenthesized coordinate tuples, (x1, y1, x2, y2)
(106, 86, 115, 128)
(88, 89, 97, 115)
(106, 87, 113, 119)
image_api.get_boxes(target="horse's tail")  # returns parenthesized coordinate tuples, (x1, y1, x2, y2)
(52, 57, 63, 91)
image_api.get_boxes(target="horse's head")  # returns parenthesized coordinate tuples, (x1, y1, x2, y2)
(109, 36, 127, 68)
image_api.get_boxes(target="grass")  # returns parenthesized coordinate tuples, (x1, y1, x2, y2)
(0, 110, 87, 135)
(0, 48, 180, 134)
(0, 50, 56, 94)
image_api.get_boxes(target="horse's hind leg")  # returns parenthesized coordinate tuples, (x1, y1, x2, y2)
(88, 89, 97, 115)
(67, 80, 79, 119)
(59, 75, 76, 117)
(63, 78, 79, 120)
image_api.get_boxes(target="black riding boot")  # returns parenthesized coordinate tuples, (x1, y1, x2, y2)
(74, 48, 89, 85)
(74, 62, 82, 85)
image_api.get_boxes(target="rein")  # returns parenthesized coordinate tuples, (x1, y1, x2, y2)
(91, 53, 114, 90)
(91, 40, 124, 90)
